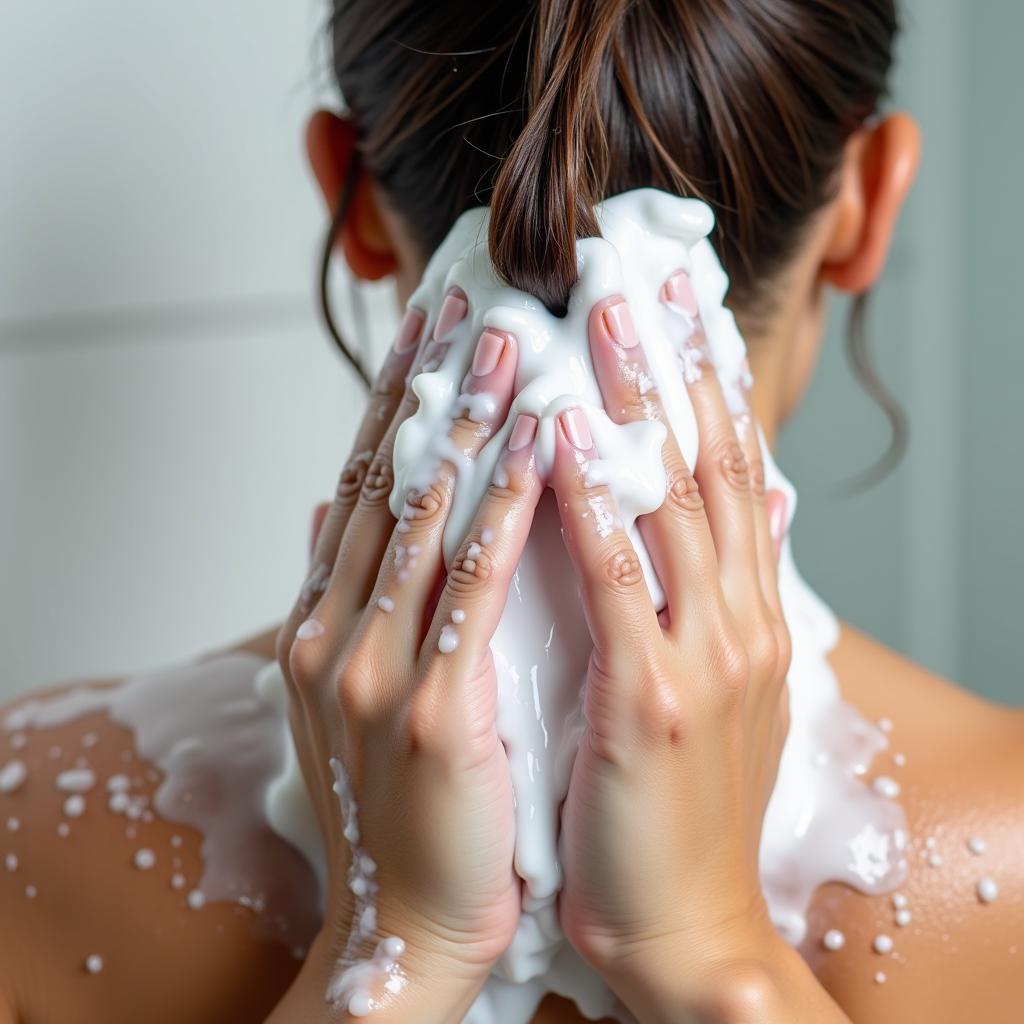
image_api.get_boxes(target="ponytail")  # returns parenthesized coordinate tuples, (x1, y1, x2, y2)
(488, 0, 629, 313)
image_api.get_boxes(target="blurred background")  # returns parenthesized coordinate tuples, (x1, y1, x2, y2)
(1, 1, 1020, 704)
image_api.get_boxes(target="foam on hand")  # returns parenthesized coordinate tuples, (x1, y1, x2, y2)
(384, 189, 907, 1020)
(0, 190, 909, 1023)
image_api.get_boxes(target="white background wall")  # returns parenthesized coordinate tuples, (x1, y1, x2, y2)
(1, 1, 1020, 704)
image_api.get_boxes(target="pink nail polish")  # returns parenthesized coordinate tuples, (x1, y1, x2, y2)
(508, 414, 538, 451)
(559, 408, 593, 451)
(394, 307, 425, 353)
(471, 330, 506, 377)
(662, 271, 698, 317)
(602, 300, 639, 348)
(433, 291, 468, 341)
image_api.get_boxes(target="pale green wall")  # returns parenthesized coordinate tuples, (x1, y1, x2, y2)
(964, 0, 1024, 703)
(779, 0, 1023, 706)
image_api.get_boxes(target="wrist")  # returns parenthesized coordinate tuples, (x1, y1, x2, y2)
(602, 930, 848, 1024)
(274, 926, 491, 1024)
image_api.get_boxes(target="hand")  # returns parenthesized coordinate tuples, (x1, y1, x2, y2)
(551, 282, 802, 1018)
(275, 308, 544, 1019)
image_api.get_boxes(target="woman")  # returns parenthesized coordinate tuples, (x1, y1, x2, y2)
(1, 1, 1021, 1022)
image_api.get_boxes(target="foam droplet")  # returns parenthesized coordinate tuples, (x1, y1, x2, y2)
(977, 878, 999, 904)
(0, 760, 27, 793)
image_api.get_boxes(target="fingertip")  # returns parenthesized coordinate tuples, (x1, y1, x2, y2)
(557, 407, 594, 453)
(508, 413, 538, 452)
(393, 306, 426, 354)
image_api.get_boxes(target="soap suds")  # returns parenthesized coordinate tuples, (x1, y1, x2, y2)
(63, 795, 86, 818)
(438, 625, 460, 654)
(977, 878, 999, 903)
(84, 954, 104, 975)
(56, 768, 96, 793)
(823, 929, 846, 951)
(133, 848, 156, 870)
(325, 757, 407, 1016)
(2, 655, 319, 950)
(0, 760, 27, 793)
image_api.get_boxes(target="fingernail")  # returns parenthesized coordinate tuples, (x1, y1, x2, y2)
(767, 490, 788, 562)
(296, 618, 326, 641)
(601, 300, 639, 348)
(394, 307, 425, 353)
(662, 271, 698, 317)
(433, 290, 468, 341)
(508, 413, 538, 451)
(559, 408, 593, 451)
(471, 330, 506, 377)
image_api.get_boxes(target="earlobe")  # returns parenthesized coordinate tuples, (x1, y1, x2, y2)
(305, 109, 399, 281)
(821, 113, 921, 294)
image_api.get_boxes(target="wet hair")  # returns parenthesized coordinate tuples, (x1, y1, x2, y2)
(322, 0, 904, 475)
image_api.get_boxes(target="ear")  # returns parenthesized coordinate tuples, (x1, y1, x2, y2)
(821, 113, 921, 294)
(305, 109, 398, 281)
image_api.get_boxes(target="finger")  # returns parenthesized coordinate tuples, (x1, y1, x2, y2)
(549, 405, 662, 681)
(588, 295, 720, 626)
(419, 413, 544, 713)
(326, 290, 485, 618)
(297, 306, 425, 619)
(734, 408, 782, 615)
(309, 502, 330, 559)
(664, 270, 759, 610)
(766, 489, 788, 564)
(355, 324, 522, 671)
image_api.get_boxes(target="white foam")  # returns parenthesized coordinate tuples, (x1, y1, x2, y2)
(977, 877, 999, 903)
(56, 768, 96, 793)
(2, 655, 319, 949)
(382, 192, 907, 1018)
(0, 189, 909, 1023)
(0, 760, 27, 793)
(325, 757, 407, 1014)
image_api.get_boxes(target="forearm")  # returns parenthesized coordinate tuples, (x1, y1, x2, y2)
(265, 932, 486, 1024)
(608, 936, 850, 1024)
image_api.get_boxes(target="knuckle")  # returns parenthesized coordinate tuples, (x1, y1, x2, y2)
(599, 544, 645, 593)
(335, 450, 374, 508)
(359, 451, 395, 509)
(709, 436, 750, 495)
(664, 460, 705, 518)
(448, 539, 497, 594)
(400, 480, 450, 533)
(637, 673, 690, 744)
(286, 633, 330, 696)
(335, 662, 378, 724)
(748, 622, 780, 682)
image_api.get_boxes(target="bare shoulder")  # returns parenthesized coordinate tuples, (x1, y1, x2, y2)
(803, 624, 1024, 1023)
(0, 627, 304, 1024)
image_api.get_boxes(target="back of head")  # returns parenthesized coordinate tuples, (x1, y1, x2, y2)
(330, 0, 898, 321)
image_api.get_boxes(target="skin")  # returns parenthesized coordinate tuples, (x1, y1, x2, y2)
(1, 107, 1022, 1022)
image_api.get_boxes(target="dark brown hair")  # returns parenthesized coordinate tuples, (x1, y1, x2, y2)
(323, 0, 903, 472)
